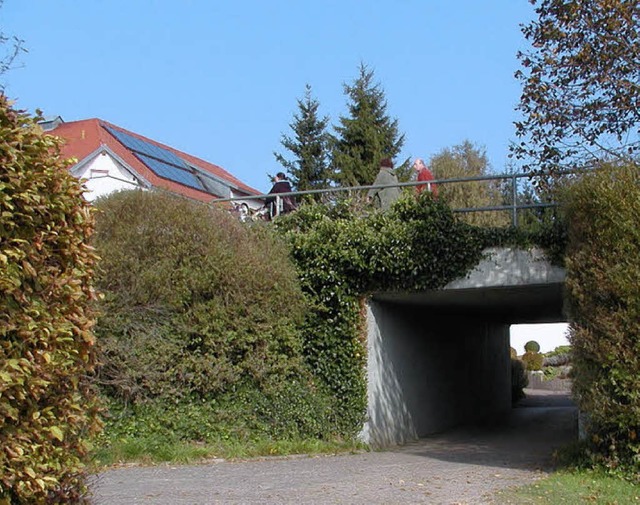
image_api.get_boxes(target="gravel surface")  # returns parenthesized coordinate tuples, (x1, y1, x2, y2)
(90, 390, 577, 505)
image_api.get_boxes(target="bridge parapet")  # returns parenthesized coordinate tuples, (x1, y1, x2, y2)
(445, 247, 565, 290)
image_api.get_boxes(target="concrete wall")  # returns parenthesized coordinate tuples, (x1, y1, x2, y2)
(361, 300, 511, 448)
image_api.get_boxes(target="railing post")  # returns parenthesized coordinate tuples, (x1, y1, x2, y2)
(511, 173, 518, 227)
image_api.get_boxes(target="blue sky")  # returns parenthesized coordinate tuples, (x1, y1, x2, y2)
(3, 1, 535, 193)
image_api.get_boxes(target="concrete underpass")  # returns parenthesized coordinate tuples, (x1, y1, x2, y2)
(360, 247, 567, 447)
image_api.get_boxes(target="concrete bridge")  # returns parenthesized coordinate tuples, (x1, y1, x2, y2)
(361, 247, 566, 447)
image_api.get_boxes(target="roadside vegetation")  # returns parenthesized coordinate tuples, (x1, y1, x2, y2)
(562, 163, 640, 479)
(496, 470, 640, 504)
(91, 190, 347, 465)
(4, 0, 640, 498)
(0, 96, 100, 503)
(89, 187, 564, 468)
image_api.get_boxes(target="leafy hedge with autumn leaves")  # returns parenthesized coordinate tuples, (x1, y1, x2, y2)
(563, 163, 640, 478)
(0, 97, 101, 503)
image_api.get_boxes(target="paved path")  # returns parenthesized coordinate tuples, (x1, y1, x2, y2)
(90, 390, 577, 505)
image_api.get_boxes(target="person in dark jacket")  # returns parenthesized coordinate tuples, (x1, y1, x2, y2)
(266, 172, 297, 219)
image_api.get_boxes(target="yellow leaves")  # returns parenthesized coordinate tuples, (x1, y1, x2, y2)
(5, 359, 27, 372)
(49, 426, 64, 442)
(4, 445, 24, 459)
(0, 96, 99, 501)
(21, 260, 37, 279)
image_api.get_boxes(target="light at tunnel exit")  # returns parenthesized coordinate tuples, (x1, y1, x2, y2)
(510, 323, 569, 355)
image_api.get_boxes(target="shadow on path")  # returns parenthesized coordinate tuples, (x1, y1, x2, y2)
(90, 389, 577, 505)
(396, 389, 577, 472)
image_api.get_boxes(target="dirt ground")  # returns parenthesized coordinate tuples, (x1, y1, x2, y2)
(89, 389, 577, 505)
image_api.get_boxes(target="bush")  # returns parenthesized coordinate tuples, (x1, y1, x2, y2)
(511, 358, 528, 403)
(563, 162, 640, 476)
(92, 190, 334, 440)
(100, 375, 336, 445)
(524, 340, 540, 353)
(0, 98, 100, 503)
(522, 351, 544, 371)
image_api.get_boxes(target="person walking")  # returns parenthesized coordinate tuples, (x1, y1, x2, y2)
(413, 158, 438, 197)
(367, 158, 401, 211)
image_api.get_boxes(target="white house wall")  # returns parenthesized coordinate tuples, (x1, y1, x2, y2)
(75, 152, 140, 201)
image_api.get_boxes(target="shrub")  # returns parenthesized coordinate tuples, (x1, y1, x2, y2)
(522, 351, 544, 371)
(562, 162, 640, 476)
(524, 340, 540, 353)
(0, 98, 100, 503)
(92, 190, 334, 439)
(511, 358, 528, 403)
(543, 352, 571, 367)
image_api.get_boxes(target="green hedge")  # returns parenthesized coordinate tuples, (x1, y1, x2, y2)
(92, 190, 336, 440)
(563, 162, 640, 476)
(0, 98, 100, 503)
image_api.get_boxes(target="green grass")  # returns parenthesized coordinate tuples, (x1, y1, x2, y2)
(91, 436, 367, 468)
(495, 470, 640, 504)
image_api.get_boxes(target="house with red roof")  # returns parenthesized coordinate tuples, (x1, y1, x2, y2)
(41, 117, 262, 207)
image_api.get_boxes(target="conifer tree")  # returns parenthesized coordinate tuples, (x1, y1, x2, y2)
(331, 63, 405, 186)
(274, 84, 331, 197)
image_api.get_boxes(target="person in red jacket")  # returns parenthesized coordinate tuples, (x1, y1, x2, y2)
(413, 158, 438, 197)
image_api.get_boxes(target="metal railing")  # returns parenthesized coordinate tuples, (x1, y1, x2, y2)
(212, 170, 563, 227)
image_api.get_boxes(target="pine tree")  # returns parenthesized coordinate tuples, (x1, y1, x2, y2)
(274, 84, 330, 198)
(331, 63, 405, 186)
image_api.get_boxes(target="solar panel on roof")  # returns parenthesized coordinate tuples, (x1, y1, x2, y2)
(197, 173, 230, 197)
(103, 125, 207, 192)
(136, 154, 206, 191)
(104, 126, 188, 168)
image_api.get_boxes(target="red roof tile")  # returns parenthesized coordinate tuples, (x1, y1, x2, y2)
(47, 118, 260, 203)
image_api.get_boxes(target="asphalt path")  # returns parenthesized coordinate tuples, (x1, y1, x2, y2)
(90, 390, 577, 505)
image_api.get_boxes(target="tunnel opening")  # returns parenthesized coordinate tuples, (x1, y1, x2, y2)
(361, 280, 568, 448)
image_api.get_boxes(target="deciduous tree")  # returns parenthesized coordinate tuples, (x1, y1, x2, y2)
(513, 0, 640, 174)
(429, 141, 508, 226)
(0, 0, 26, 88)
